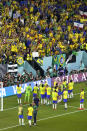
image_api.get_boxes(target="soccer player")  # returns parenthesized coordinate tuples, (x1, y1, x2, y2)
(46, 85, 51, 105)
(16, 83, 22, 104)
(33, 84, 38, 99)
(40, 84, 45, 104)
(18, 104, 25, 126)
(68, 80, 74, 98)
(63, 88, 68, 109)
(52, 90, 58, 110)
(62, 79, 67, 89)
(24, 84, 32, 103)
(27, 104, 33, 127)
(79, 89, 84, 110)
(44, 81, 48, 104)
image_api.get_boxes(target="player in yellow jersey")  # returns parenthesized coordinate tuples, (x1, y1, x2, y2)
(40, 84, 45, 104)
(63, 88, 68, 109)
(46, 85, 51, 105)
(58, 82, 63, 103)
(33, 84, 38, 98)
(44, 81, 48, 104)
(27, 104, 33, 127)
(79, 89, 84, 110)
(68, 80, 74, 98)
(52, 90, 58, 110)
(16, 83, 22, 104)
(62, 79, 67, 89)
(18, 104, 25, 126)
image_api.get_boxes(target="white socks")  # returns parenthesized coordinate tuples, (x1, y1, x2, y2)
(18, 99, 21, 104)
(18, 99, 19, 104)
(29, 120, 31, 126)
(80, 104, 84, 109)
(19, 119, 24, 125)
(65, 103, 67, 109)
(19, 119, 21, 125)
(53, 104, 57, 109)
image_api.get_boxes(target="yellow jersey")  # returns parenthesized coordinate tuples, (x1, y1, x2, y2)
(63, 91, 68, 99)
(63, 81, 67, 88)
(33, 86, 38, 94)
(16, 86, 21, 94)
(40, 86, 45, 95)
(68, 82, 74, 90)
(80, 91, 84, 99)
(18, 106, 23, 115)
(47, 87, 51, 95)
(28, 107, 33, 116)
(52, 92, 58, 101)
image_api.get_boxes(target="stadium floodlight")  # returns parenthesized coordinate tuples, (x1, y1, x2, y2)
(0, 82, 3, 111)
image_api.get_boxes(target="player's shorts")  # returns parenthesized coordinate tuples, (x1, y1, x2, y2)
(45, 92, 47, 97)
(19, 115, 23, 119)
(68, 90, 72, 93)
(27, 116, 32, 120)
(80, 99, 84, 103)
(58, 91, 63, 96)
(41, 94, 45, 99)
(47, 95, 50, 99)
(63, 99, 67, 103)
(33, 93, 37, 97)
(17, 94, 22, 98)
(53, 100, 57, 104)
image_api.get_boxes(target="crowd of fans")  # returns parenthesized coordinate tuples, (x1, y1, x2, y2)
(0, 0, 87, 86)
(0, 0, 87, 64)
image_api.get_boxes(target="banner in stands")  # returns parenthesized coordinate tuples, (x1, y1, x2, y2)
(36, 58, 43, 66)
(51, 72, 87, 86)
(52, 54, 66, 69)
(0, 78, 51, 97)
(0, 64, 7, 79)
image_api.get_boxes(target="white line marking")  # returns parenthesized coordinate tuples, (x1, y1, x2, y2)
(0, 108, 87, 131)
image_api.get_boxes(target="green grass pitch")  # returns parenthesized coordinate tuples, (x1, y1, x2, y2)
(0, 82, 87, 131)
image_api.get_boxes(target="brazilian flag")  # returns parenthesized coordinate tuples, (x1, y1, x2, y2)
(58, 54, 66, 68)
(17, 56, 24, 66)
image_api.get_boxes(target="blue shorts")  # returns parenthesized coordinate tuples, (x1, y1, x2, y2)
(17, 94, 22, 98)
(41, 94, 45, 99)
(27, 116, 32, 120)
(33, 93, 37, 97)
(47, 95, 50, 99)
(45, 92, 47, 97)
(80, 99, 84, 103)
(68, 90, 72, 94)
(63, 99, 67, 103)
(58, 91, 63, 96)
(19, 115, 23, 119)
(53, 100, 57, 104)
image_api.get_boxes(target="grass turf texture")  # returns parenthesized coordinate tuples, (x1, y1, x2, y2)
(0, 82, 87, 131)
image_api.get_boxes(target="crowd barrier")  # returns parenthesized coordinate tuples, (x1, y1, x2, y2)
(0, 72, 87, 97)
(0, 78, 51, 97)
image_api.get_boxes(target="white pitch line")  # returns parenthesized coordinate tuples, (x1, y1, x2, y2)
(0, 108, 87, 131)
